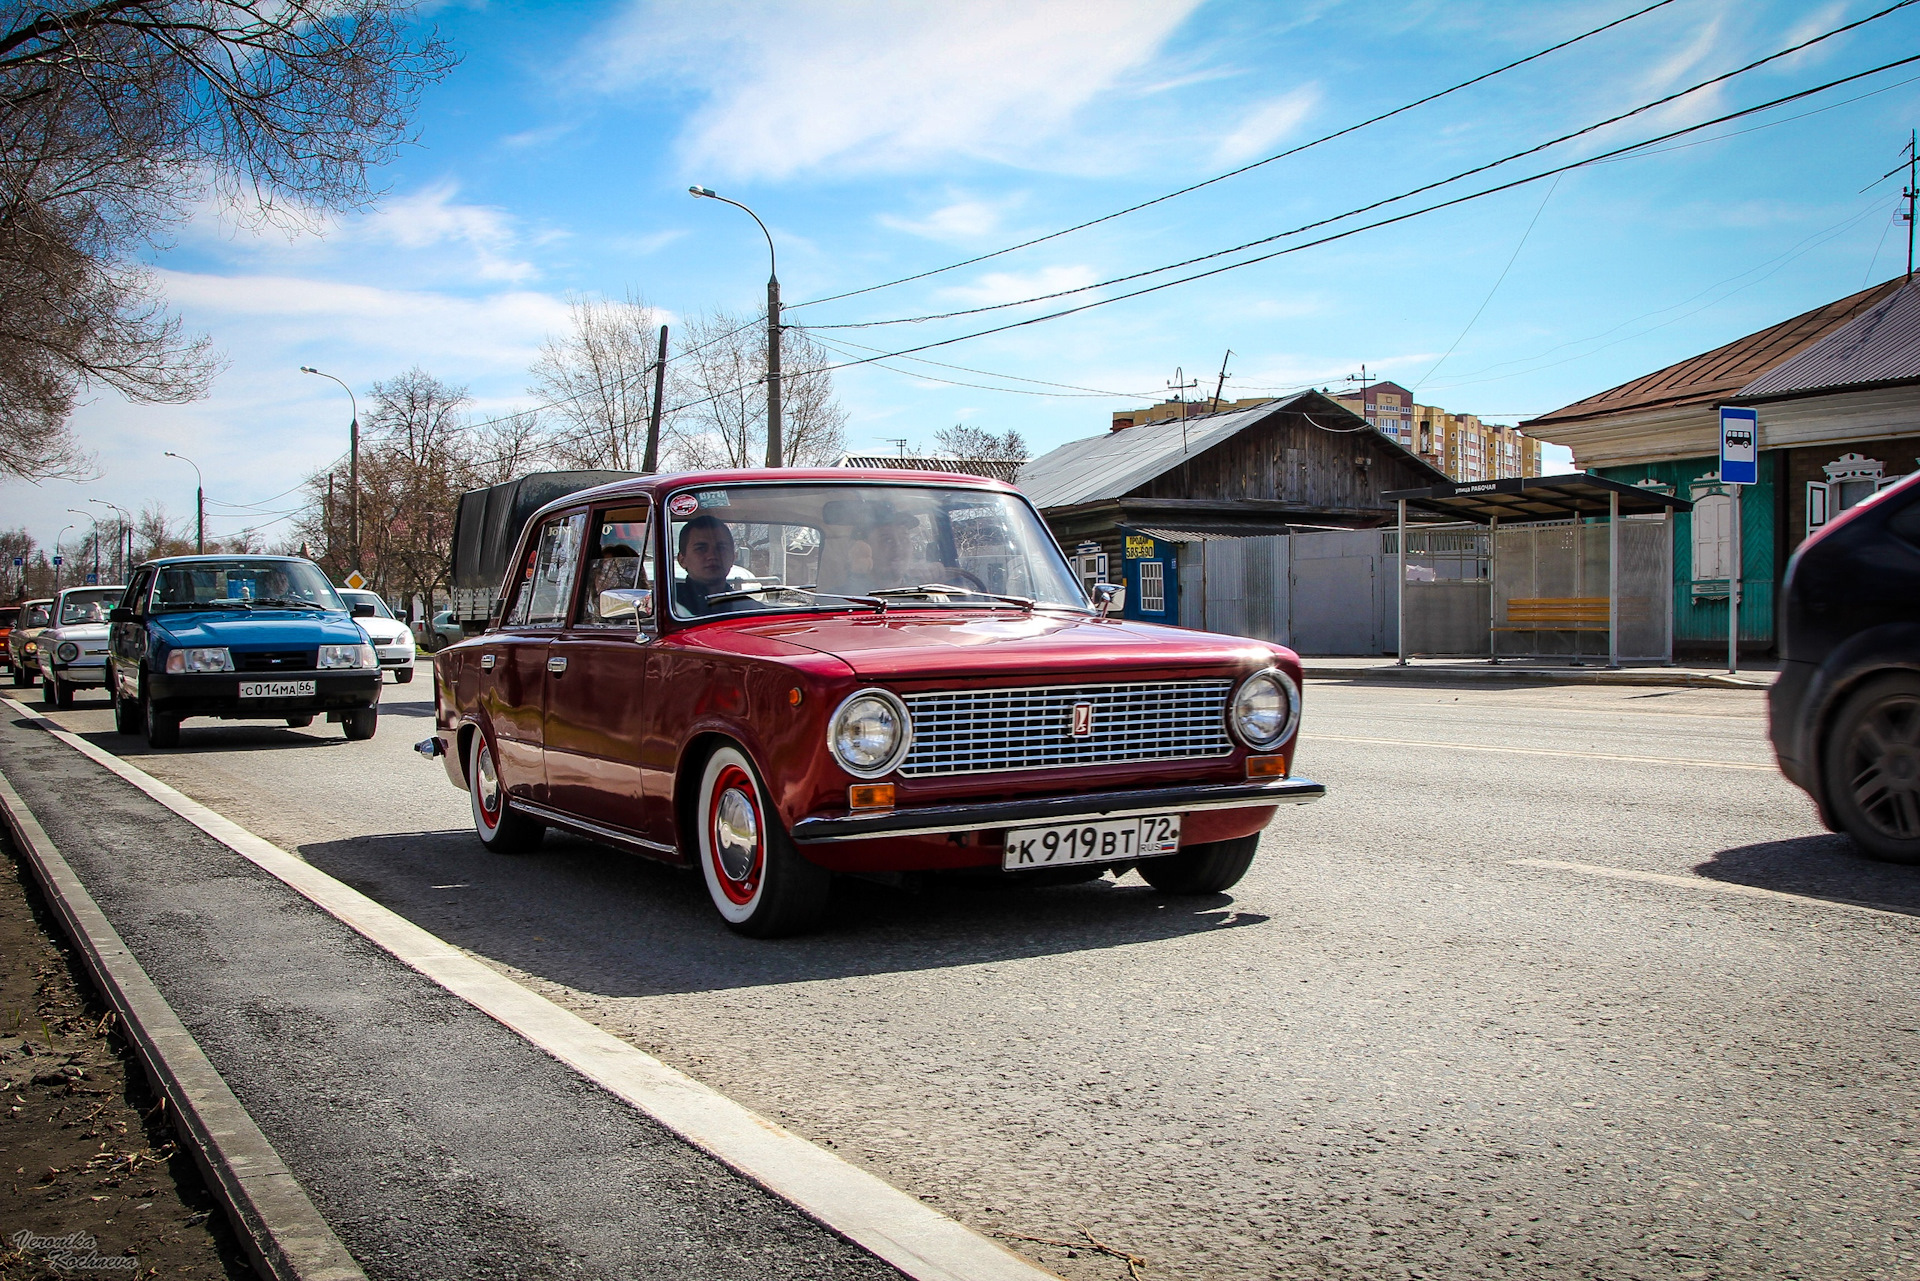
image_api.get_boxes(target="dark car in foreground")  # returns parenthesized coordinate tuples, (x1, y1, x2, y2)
(1770, 470, 1920, 862)
(423, 468, 1325, 937)
(108, 555, 383, 748)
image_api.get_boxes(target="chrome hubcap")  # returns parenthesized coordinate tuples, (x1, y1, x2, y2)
(715, 787, 759, 882)
(477, 743, 501, 816)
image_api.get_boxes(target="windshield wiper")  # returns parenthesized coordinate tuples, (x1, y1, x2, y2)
(156, 600, 253, 612)
(869, 583, 1035, 611)
(248, 597, 321, 610)
(702, 583, 886, 610)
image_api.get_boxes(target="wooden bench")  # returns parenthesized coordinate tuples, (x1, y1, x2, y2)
(1490, 596, 1610, 634)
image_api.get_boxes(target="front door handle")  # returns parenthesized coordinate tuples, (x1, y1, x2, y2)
(547, 655, 568, 675)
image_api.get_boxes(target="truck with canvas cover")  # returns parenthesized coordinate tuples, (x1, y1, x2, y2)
(450, 471, 636, 633)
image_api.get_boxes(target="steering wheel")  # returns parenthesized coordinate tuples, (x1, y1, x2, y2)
(948, 568, 990, 593)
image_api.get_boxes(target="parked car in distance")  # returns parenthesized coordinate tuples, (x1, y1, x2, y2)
(337, 589, 416, 683)
(416, 610, 464, 654)
(9, 599, 51, 688)
(0, 605, 17, 673)
(423, 468, 1325, 937)
(108, 555, 383, 748)
(1770, 469, 1920, 863)
(37, 585, 124, 708)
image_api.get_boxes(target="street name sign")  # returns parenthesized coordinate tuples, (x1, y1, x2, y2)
(1719, 406, 1758, 486)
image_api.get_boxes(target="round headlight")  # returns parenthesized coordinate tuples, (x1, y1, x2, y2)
(1230, 670, 1297, 749)
(55, 642, 78, 663)
(828, 689, 910, 777)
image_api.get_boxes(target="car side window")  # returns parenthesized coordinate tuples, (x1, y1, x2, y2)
(578, 504, 656, 627)
(123, 569, 154, 617)
(507, 512, 587, 628)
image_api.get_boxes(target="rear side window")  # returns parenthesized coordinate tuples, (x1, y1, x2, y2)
(506, 512, 587, 627)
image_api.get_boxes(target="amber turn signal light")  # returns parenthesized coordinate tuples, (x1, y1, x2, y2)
(849, 783, 895, 810)
(1245, 754, 1287, 779)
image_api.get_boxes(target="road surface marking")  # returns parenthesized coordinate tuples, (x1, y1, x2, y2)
(4, 700, 1060, 1281)
(1511, 858, 1919, 920)
(1312, 733, 1775, 772)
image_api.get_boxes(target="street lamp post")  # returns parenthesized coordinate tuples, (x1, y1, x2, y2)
(66, 509, 97, 583)
(164, 451, 205, 554)
(89, 499, 131, 582)
(301, 367, 359, 573)
(54, 525, 73, 593)
(690, 185, 783, 468)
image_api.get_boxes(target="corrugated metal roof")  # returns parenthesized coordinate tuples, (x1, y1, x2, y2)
(1733, 278, 1920, 401)
(1523, 278, 1908, 430)
(836, 455, 1024, 481)
(1018, 393, 1331, 508)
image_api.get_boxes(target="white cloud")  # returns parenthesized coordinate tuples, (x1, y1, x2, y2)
(938, 264, 1099, 307)
(362, 183, 535, 283)
(878, 194, 1023, 242)
(583, 0, 1205, 178)
(1213, 86, 1319, 164)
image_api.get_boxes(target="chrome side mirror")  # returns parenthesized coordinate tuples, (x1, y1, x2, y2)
(1092, 582, 1126, 617)
(598, 588, 653, 622)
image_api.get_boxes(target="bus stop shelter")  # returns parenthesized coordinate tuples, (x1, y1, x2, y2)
(1381, 473, 1694, 667)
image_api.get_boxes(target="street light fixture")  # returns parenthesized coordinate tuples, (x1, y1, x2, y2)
(88, 498, 131, 582)
(163, 451, 205, 554)
(66, 509, 99, 583)
(301, 366, 359, 573)
(690, 185, 783, 468)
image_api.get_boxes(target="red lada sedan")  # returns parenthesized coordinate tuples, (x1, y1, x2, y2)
(422, 469, 1324, 936)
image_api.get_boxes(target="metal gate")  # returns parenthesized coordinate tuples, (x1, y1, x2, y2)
(1179, 531, 1391, 655)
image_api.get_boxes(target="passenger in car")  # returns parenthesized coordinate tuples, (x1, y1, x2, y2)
(675, 514, 739, 616)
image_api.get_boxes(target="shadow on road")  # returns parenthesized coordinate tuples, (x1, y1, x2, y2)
(297, 827, 1270, 998)
(1694, 833, 1920, 915)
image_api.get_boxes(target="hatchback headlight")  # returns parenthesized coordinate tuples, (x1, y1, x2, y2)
(1229, 669, 1298, 749)
(828, 689, 910, 777)
(55, 642, 78, 663)
(317, 644, 376, 670)
(22, 641, 35, 655)
(165, 647, 233, 674)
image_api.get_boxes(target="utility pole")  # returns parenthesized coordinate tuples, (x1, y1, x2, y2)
(643, 324, 668, 473)
(1168, 367, 1200, 453)
(164, 451, 204, 553)
(1345, 364, 1373, 423)
(1907, 129, 1916, 278)
(1211, 349, 1233, 413)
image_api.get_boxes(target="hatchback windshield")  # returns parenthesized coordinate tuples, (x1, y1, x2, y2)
(59, 588, 120, 625)
(664, 482, 1085, 620)
(21, 603, 49, 628)
(338, 590, 393, 619)
(151, 560, 343, 612)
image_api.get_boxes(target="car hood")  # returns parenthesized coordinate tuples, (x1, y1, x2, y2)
(152, 609, 366, 648)
(42, 623, 108, 642)
(697, 609, 1284, 681)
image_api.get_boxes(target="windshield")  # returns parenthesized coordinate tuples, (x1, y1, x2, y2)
(151, 560, 343, 613)
(22, 603, 49, 628)
(58, 588, 119, 625)
(665, 482, 1085, 620)
(339, 590, 393, 619)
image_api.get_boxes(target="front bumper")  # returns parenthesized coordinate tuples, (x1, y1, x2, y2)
(374, 641, 415, 670)
(789, 776, 1326, 844)
(147, 668, 381, 717)
(47, 658, 107, 686)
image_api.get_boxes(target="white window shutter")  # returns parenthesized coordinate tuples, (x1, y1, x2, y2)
(1806, 481, 1829, 538)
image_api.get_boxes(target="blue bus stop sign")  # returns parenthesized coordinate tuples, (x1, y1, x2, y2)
(1720, 406, 1758, 486)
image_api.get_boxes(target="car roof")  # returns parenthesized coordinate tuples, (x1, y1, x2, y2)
(140, 554, 312, 567)
(21, 598, 50, 607)
(526, 466, 1020, 527)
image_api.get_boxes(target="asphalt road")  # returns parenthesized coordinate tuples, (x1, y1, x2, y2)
(27, 676, 1920, 1281)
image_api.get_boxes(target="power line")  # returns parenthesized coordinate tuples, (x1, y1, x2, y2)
(808, 0, 1918, 332)
(787, 0, 1681, 311)
(788, 51, 1920, 383)
(1412, 174, 1561, 391)
(804, 332, 1156, 397)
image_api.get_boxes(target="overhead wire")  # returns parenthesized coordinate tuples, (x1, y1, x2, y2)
(806, 0, 1919, 332)
(786, 0, 1682, 311)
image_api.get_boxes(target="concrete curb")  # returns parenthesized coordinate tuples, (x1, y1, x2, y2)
(1302, 663, 1772, 690)
(0, 757, 365, 1281)
(8, 699, 1063, 1281)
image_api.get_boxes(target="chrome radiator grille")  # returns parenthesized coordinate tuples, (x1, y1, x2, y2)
(899, 680, 1234, 777)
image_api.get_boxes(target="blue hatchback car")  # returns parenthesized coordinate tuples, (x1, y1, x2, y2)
(107, 555, 383, 748)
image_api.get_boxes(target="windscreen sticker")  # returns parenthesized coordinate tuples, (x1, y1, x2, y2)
(668, 493, 700, 517)
(695, 489, 731, 508)
(949, 506, 995, 522)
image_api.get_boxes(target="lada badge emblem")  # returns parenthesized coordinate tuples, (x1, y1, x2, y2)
(1070, 702, 1094, 737)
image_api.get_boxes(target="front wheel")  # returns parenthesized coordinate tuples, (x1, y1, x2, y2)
(10, 663, 28, 688)
(342, 708, 377, 741)
(696, 747, 830, 937)
(44, 675, 71, 709)
(1825, 674, 1920, 864)
(285, 714, 313, 728)
(111, 669, 144, 735)
(469, 727, 543, 853)
(1137, 834, 1259, 894)
(392, 667, 414, 685)
(144, 689, 179, 749)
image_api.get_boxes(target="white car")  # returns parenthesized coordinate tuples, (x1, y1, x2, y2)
(337, 589, 416, 684)
(37, 584, 124, 708)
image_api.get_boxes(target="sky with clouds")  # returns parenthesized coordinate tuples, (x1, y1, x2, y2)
(13, 0, 1920, 556)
